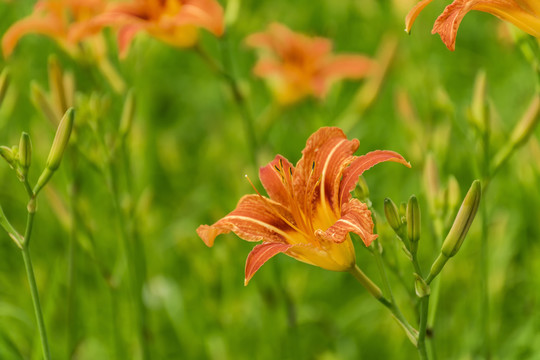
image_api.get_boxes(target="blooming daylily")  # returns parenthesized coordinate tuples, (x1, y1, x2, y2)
(2, 0, 105, 58)
(245, 23, 375, 105)
(70, 0, 224, 56)
(406, 0, 540, 51)
(197, 127, 410, 285)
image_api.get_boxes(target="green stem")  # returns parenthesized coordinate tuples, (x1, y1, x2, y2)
(348, 264, 418, 346)
(417, 295, 430, 360)
(480, 191, 490, 359)
(371, 240, 394, 301)
(21, 243, 51, 360)
(108, 164, 151, 360)
(480, 122, 491, 359)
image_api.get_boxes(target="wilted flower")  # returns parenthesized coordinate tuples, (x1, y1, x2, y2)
(198, 127, 410, 285)
(406, 0, 540, 51)
(2, 0, 105, 57)
(245, 23, 375, 104)
(71, 0, 225, 56)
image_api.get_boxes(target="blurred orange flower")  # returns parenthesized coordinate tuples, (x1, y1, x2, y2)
(2, 0, 105, 57)
(197, 127, 410, 285)
(71, 0, 225, 56)
(245, 23, 375, 105)
(406, 0, 540, 51)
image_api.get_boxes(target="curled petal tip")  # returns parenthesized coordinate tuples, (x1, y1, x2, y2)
(196, 224, 220, 247)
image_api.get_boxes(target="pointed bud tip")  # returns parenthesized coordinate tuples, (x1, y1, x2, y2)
(441, 180, 481, 258)
(407, 195, 421, 249)
(18, 132, 32, 170)
(384, 198, 402, 232)
(45, 107, 74, 171)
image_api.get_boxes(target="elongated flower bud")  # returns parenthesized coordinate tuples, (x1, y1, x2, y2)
(46, 108, 74, 171)
(423, 154, 440, 214)
(34, 108, 74, 195)
(509, 95, 540, 149)
(407, 195, 421, 255)
(468, 70, 489, 133)
(119, 89, 135, 137)
(441, 180, 481, 257)
(31, 81, 60, 125)
(18, 132, 32, 172)
(446, 175, 461, 212)
(0, 145, 16, 168)
(384, 198, 402, 232)
(48, 56, 67, 116)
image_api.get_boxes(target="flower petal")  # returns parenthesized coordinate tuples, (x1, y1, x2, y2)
(405, 0, 435, 33)
(259, 155, 296, 207)
(244, 242, 292, 285)
(118, 23, 146, 56)
(315, 198, 376, 246)
(432, 0, 540, 51)
(2, 16, 64, 57)
(177, 0, 225, 36)
(340, 150, 411, 205)
(294, 127, 359, 216)
(319, 55, 374, 80)
(196, 195, 296, 247)
(313, 55, 375, 98)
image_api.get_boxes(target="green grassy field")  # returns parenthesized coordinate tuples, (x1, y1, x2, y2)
(1, 0, 540, 359)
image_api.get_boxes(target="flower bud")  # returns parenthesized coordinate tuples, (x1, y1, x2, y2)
(441, 180, 481, 258)
(48, 56, 68, 115)
(0, 145, 16, 168)
(384, 198, 402, 232)
(446, 175, 461, 212)
(467, 70, 490, 133)
(0, 68, 10, 108)
(31, 81, 60, 125)
(18, 132, 32, 173)
(509, 95, 540, 149)
(119, 89, 135, 137)
(423, 154, 440, 214)
(407, 195, 421, 255)
(46, 108, 74, 171)
(33, 108, 74, 195)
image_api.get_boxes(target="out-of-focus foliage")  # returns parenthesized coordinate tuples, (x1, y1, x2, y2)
(1, 0, 539, 359)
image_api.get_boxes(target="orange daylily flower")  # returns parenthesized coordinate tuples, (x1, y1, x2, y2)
(197, 127, 410, 285)
(2, 0, 105, 58)
(406, 0, 540, 51)
(245, 23, 375, 105)
(71, 0, 224, 56)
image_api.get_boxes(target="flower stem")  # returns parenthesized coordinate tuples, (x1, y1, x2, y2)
(348, 264, 418, 346)
(417, 295, 430, 360)
(480, 121, 491, 359)
(371, 240, 394, 301)
(21, 210, 51, 360)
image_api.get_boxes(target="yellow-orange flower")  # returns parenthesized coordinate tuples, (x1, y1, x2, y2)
(2, 0, 105, 58)
(197, 127, 410, 285)
(71, 0, 224, 56)
(245, 23, 375, 105)
(406, 0, 540, 50)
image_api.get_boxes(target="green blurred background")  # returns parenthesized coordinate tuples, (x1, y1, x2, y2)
(1, 0, 540, 359)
